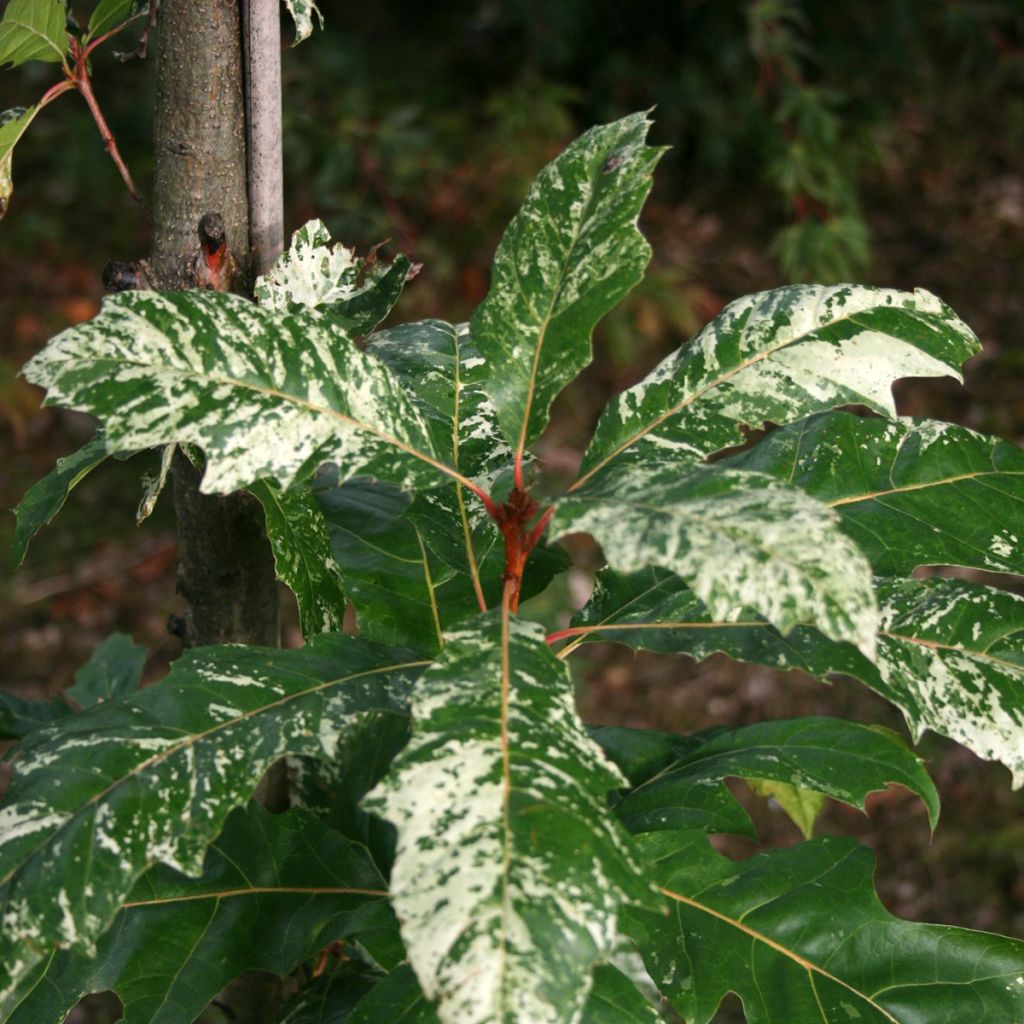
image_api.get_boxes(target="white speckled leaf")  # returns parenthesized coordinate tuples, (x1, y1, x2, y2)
(551, 464, 879, 657)
(0, 105, 40, 217)
(627, 830, 1024, 1024)
(255, 219, 408, 335)
(472, 112, 665, 459)
(575, 284, 979, 490)
(0, 0, 68, 68)
(21, 290, 460, 496)
(247, 478, 347, 637)
(11, 432, 109, 566)
(724, 410, 1024, 575)
(136, 443, 175, 524)
(566, 569, 1024, 787)
(282, 0, 322, 44)
(0, 804, 394, 1024)
(0, 634, 424, 1002)
(366, 614, 654, 1024)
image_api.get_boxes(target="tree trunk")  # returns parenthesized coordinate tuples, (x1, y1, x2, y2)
(152, 1, 282, 1018)
(152, 0, 279, 652)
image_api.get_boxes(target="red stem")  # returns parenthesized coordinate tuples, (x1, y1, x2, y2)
(82, 17, 138, 60)
(546, 626, 587, 646)
(37, 78, 76, 109)
(73, 58, 143, 202)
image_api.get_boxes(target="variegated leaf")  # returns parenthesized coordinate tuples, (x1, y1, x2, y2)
(365, 614, 654, 1024)
(136, 443, 174, 524)
(11, 432, 109, 566)
(0, 0, 68, 68)
(608, 717, 939, 839)
(574, 284, 979, 490)
(565, 569, 1024, 787)
(0, 635, 424, 1002)
(22, 290, 466, 497)
(282, 0, 322, 44)
(472, 112, 665, 461)
(0, 105, 40, 218)
(627, 830, 1024, 1023)
(724, 410, 1024, 575)
(313, 475, 566, 655)
(247, 478, 347, 637)
(255, 219, 408, 335)
(550, 464, 879, 657)
(368, 319, 511, 605)
(0, 804, 395, 1024)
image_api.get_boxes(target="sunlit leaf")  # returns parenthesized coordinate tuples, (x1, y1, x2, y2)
(0, 0, 68, 68)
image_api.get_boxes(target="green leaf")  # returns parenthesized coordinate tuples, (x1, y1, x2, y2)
(473, 112, 664, 460)
(367, 319, 512, 607)
(610, 717, 938, 839)
(277, 960, 378, 1024)
(248, 479, 347, 637)
(0, 634, 424, 1002)
(0, 692, 71, 740)
(365, 614, 654, 1024)
(551, 465, 879, 657)
(575, 284, 979, 490)
(0, 105, 41, 218)
(11, 432, 109, 566)
(627, 830, 1024, 1023)
(65, 631, 147, 708)
(255, 219, 409, 335)
(282, 0, 322, 45)
(745, 778, 825, 838)
(581, 965, 660, 1024)
(136, 442, 174, 523)
(84, 0, 147, 42)
(724, 410, 1024, 575)
(0, 0, 68, 67)
(313, 476, 479, 655)
(348, 965, 438, 1024)
(566, 569, 1024, 787)
(0, 804, 394, 1024)
(22, 290, 464, 497)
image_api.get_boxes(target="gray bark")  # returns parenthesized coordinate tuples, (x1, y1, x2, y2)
(152, 0, 279, 652)
(243, 0, 284, 274)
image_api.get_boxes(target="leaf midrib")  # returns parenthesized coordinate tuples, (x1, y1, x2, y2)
(570, 305, 954, 493)
(0, 658, 428, 888)
(658, 882, 901, 1023)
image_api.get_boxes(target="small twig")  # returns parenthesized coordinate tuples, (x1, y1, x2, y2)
(71, 45, 143, 203)
(113, 0, 158, 61)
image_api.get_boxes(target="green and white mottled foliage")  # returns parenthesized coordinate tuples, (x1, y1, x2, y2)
(8, 113, 1024, 1022)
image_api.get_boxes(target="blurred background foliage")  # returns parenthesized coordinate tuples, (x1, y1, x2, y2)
(2, 0, 1024, 1000)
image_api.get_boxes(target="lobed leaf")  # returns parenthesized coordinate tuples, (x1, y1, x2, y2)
(473, 112, 665, 460)
(0, 804, 395, 1024)
(0, 105, 41, 218)
(0, 634, 423, 1002)
(0, 0, 68, 68)
(723, 410, 1024, 575)
(65, 631, 147, 708)
(248, 478, 347, 637)
(575, 284, 979, 490)
(0, 693, 71, 741)
(627, 830, 1024, 1023)
(11, 432, 109, 566)
(366, 614, 654, 1024)
(255, 219, 408, 335)
(566, 569, 1024, 787)
(610, 717, 939, 839)
(551, 464, 879, 656)
(21, 290, 459, 496)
